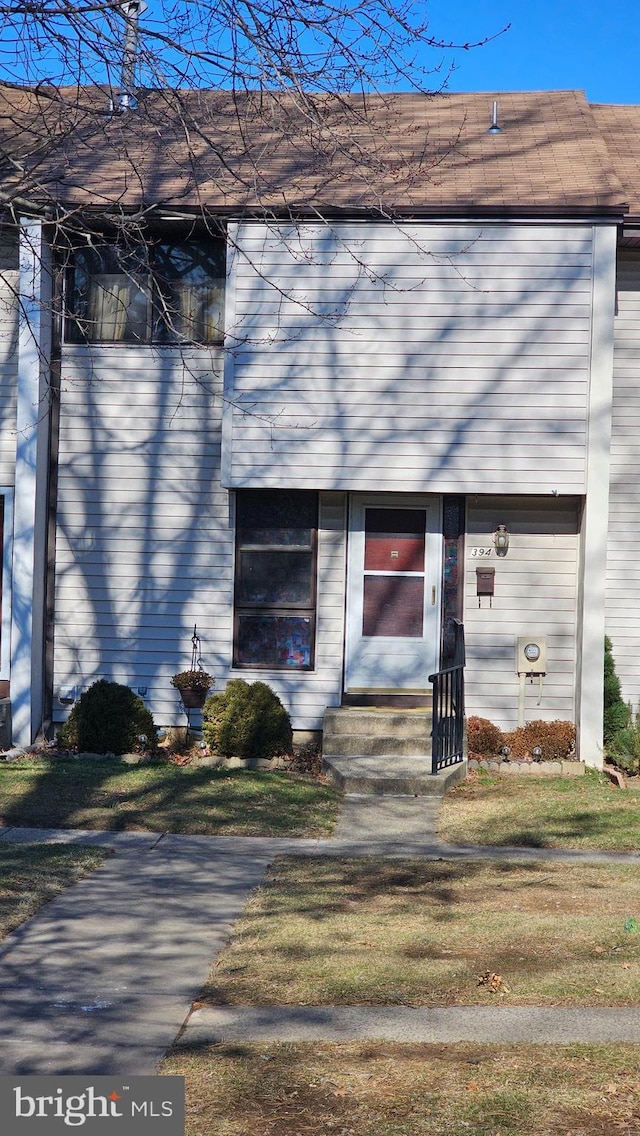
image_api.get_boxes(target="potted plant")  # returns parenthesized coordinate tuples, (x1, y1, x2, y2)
(170, 669, 215, 709)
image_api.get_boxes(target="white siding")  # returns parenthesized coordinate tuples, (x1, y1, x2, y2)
(53, 346, 233, 725)
(53, 341, 346, 729)
(606, 251, 640, 710)
(0, 271, 18, 485)
(464, 496, 580, 731)
(225, 222, 595, 493)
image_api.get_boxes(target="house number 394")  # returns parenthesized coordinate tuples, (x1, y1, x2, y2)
(470, 547, 493, 557)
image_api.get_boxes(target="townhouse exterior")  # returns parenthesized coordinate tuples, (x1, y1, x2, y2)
(0, 87, 639, 765)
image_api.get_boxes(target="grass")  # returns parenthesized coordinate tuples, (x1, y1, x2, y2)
(0, 843, 108, 940)
(438, 770, 640, 851)
(162, 1040, 640, 1136)
(200, 856, 640, 1007)
(0, 759, 340, 837)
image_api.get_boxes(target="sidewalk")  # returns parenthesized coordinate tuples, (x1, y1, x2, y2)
(1, 793, 640, 1074)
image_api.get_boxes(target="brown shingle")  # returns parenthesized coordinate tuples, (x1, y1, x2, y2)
(0, 86, 630, 216)
(591, 103, 640, 218)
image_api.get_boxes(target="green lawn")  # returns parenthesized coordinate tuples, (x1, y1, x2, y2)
(439, 770, 640, 850)
(0, 843, 108, 940)
(162, 1041, 640, 1136)
(0, 759, 340, 837)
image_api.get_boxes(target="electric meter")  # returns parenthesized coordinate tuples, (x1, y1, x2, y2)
(516, 637, 547, 673)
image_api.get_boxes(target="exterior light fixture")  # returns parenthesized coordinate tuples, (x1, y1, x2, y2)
(532, 746, 543, 759)
(493, 523, 509, 556)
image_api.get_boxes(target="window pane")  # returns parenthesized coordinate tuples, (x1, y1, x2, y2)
(237, 490, 317, 546)
(363, 575, 424, 637)
(154, 239, 225, 343)
(89, 274, 149, 341)
(237, 616, 312, 668)
(67, 245, 150, 342)
(237, 551, 314, 605)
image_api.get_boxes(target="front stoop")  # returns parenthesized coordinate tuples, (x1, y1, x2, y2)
(323, 707, 433, 758)
(322, 707, 466, 796)
(322, 754, 467, 797)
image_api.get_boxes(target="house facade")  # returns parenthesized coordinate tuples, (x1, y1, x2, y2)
(1, 88, 639, 765)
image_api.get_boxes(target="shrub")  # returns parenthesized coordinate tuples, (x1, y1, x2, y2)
(503, 719, 576, 761)
(202, 679, 293, 760)
(57, 680, 158, 754)
(606, 713, 640, 776)
(467, 716, 505, 758)
(604, 636, 630, 742)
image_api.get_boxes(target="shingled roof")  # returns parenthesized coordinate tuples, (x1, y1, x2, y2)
(591, 102, 640, 220)
(0, 85, 635, 218)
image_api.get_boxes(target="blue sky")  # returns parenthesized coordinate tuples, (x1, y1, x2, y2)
(425, 0, 640, 104)
(2, 0, 639, 105)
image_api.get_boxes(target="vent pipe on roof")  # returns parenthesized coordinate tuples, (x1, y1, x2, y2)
(487, 100, 502, 134)
(118, 0, 146, 111)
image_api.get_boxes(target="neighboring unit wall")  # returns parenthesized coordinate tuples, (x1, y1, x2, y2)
(464, 496, 580, 731)
(225, 222, 596, 493)
(607, 249, 640, 711)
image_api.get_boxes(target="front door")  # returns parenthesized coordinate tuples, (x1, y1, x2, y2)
(345, 496, 442, 693)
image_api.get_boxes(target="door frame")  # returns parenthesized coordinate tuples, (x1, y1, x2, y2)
(344, 493, 443, 694)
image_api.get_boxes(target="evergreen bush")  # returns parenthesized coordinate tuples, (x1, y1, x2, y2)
(57, 680, 157, 754)
(604, 636, 630, 743)
(202, 679, 293, 760)
(606, 714, 640, 776)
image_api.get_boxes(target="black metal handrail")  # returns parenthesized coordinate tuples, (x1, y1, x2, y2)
(429, 619, 465, 775)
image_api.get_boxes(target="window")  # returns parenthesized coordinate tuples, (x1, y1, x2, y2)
(234, 491, 318, 670)
(65, 235, 225, 344)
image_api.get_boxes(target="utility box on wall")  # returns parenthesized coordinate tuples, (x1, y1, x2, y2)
(516, 636, 547, 674)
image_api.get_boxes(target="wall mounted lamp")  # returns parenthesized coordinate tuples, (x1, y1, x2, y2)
(493, 523, 509, 556)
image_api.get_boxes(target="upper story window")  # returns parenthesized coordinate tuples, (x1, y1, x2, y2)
(64, 234, 225, 345)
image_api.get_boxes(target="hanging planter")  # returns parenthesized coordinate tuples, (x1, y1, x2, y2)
(171, 626, 214, 712)
(170, 669, 215, 709)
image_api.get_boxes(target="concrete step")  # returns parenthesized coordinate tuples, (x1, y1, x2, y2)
(323, 755, 467, 797)
(323, 707, 433, 759)
(322, 734, 432, 758)
(324, 708, 432, 740)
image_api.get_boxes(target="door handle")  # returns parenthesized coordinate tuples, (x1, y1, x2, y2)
(431, 586, 436, 606)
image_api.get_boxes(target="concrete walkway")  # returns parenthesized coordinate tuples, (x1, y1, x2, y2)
(1, 793, 640, 1073)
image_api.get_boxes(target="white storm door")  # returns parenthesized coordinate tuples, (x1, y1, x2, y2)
(345, 496, 442, 693)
